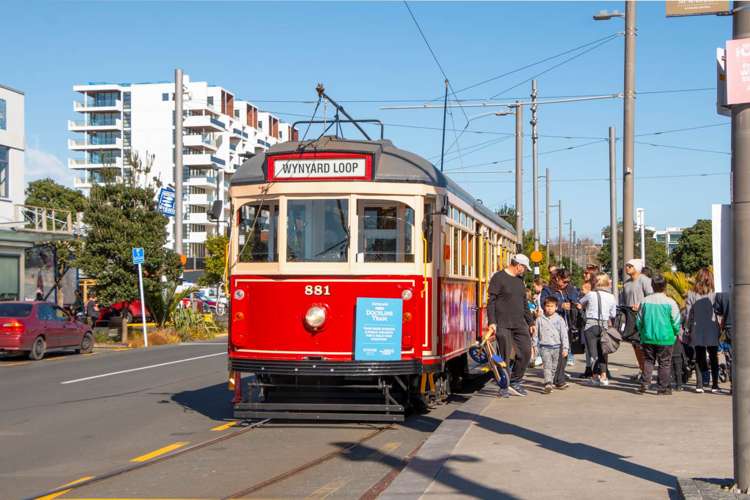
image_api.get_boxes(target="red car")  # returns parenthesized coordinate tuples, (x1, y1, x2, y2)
(97, 300, 153, 324)
(0, 301, 94, 360)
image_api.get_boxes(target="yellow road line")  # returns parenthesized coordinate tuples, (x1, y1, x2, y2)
(36, 476, 94, 500)
(0, 361, 31, 367)
(211, 421, 238, 431)
(129, 441, 188, 463)
(305, 478, 349, 499)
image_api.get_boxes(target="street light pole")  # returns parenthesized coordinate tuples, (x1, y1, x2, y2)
(609, 126, 619, 295)
(733, 2, 750, 490)
(558, 199, 563, 266)
(531, 80, 539, 252)
(174, 68, 184, 255)
(622, 1, 637, 278)
(545, 167, 551, 264)
(515, 102, 524, 250)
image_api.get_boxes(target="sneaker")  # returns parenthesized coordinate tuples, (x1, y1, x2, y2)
(554, 382, 569, 390)
(657, 388, 673, 396)
(543, 384, 552, 394)
(589, 378, 600, 386)
(637, 384, 647, 394)
(498, 388, 510, 398)
(695, 387, 704, 394)
(711, 387, 721, 394)
(510, 383, 528, 397)
(567, 359, 576, 367)
(600, 378, 610, 387)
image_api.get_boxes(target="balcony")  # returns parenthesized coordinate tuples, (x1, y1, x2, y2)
(183, 134, 218, 151)
(185, 212, 209, 224)
(68, 119, 122, 131)
(183, 174, 217, 189)
(186, 231, 208, 243)
(183, 115, 225, 131)
(73, 100, 122, 112)
(187, 193, 214, 205)
(68, 157, 124, 170)
(68, 137, 122, 150)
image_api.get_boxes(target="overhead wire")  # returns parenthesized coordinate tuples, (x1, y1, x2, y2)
(454, 172, 729, 184)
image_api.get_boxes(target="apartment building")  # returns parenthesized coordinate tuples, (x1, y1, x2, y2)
(68, 74, 297, 266)
(0, 84, 25, 227)
(652, 226, 683, 256)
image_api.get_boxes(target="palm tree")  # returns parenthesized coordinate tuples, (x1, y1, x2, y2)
(663, 271, 693, 310)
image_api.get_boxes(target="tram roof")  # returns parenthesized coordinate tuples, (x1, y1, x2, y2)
(232, 136, 516, 235)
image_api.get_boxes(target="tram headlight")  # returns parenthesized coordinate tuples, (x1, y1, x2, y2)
(305, 306, 327, 329)
(234, 289, 245, 300)
(401, 289, 413, 301)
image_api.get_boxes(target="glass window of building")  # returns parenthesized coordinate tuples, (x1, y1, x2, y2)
(0, 255, 19, 300)
(0, 146, 8, 198)
(93, 92, 118, 107)
(238, 201, 279, 262)
(357, 200, 414, 263)
(0, 98, 6, 130)
(288, 199, 349, 263)
(162, 93, 169, 102)
(207, 96, 214, 106)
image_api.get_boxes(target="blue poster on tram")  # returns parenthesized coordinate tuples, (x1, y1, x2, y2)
(354, 298, 403, 361)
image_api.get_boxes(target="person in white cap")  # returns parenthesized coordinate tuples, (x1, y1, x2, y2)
(622, 258, 653, 379)
(487, 253, 534, 397)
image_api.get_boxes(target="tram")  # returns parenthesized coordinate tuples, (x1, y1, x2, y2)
(227, 121, 518, 421)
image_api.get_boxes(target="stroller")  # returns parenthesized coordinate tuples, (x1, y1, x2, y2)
(719, 341, 732, 384)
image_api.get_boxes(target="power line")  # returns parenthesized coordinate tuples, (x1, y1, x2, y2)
(454, 171, 729, 184)
(635, 141, 730, 155)
(635, 122, 729, 137)
(489, 35, 621, 99)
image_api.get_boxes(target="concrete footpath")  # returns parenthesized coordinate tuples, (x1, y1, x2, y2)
(381, 348, 732, 499)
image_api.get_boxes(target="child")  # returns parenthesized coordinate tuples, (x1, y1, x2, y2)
(636, 274, 681, 395)
(534, 296, 569, 394)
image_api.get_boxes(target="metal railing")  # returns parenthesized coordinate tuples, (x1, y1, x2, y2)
(15, 205, 76, 234)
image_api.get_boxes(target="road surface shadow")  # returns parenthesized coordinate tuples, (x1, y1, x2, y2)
(171, 381, 233, 421)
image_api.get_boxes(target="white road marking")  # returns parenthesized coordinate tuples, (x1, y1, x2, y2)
(60, 352, 225, 384)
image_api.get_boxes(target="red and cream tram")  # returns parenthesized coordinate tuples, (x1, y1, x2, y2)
(227, 132, 517, 421)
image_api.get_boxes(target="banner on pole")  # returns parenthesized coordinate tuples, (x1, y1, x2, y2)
(666, 1, 730, 17)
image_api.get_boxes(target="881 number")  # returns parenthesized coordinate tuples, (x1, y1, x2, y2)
(304, 285, 331, 296)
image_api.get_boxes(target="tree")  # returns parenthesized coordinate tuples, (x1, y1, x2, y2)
(598, 223, 670, 273)
(25, 179, 88, 304)
(76, 154, 181, 308)
(496, 204, 517, 229)
(199, 235, 228, 286)
(671, 219, 712, 274)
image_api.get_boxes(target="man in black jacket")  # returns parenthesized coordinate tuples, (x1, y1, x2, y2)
(487, 254, 533, 397)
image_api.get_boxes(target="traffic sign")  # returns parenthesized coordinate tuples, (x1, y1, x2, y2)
(530, 250, 543, 263)
(132, 247, 145, 265)
(157, 187, 176, 217)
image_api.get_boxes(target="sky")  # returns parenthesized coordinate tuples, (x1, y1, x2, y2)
(1, 0, 732, 240)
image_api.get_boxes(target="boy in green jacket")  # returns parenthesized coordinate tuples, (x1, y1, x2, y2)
(636, 274, 681, 395)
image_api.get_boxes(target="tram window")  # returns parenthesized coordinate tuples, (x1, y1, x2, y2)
(423, 201, 433, 263)
(357, 200, 414, 263)
(287, 199, 349, 262)
(452, 228, 459, 275)
(238, 201, 278, 262)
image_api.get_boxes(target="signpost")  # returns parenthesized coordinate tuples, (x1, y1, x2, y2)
(157, 187, 177, 217)
(666, 0, 731, 17)
(530, 249, 543, 276)
(354, 298, 403, 361)
(131, 247, 149, 348)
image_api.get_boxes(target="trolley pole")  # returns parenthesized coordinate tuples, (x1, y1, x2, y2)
(545, 167, 550, 264)
(609, 126, 619, 295)
(622, 1, 636, 279)
(515, 101, 524, 250)
(531, 80, 539, 252)
(174, 68, 184, 255)
(732, 1, 750, 490)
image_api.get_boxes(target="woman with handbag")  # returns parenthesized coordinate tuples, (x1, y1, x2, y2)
(579, 273, 618, 386)
(685, 268, 722, 394)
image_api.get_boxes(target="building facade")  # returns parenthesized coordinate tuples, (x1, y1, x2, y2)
(652, 227, 683, 256)
(68, 75, 296, 267)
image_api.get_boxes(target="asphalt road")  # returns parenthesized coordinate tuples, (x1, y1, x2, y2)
(0, 340, 473, 499)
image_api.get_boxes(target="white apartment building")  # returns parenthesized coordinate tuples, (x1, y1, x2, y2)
(68, 75, 296, 267)
(0, 84, 25, 227)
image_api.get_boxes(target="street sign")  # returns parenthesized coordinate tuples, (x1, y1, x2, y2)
(727, 38, 750, 105)
(666, 0, 730, 17)
(717, 47, 731, 117)
(132, 247, 145, 265)
(157, 187, 176, 217)
(530, 250, 543, 263)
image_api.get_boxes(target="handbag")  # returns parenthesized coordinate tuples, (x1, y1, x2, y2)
(596, 291, 622, 355)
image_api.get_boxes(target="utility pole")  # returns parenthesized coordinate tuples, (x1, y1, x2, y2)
(732, 1, 750, 490)
(637, 208, 646, 265)
(531, 80, 539, 252)
(622, 1, 636, 280)
(567, 219, 573, 270)
(573, 230, 577, 269)
(545, 167, 550, 264)
(558, 199, 563, 266)
(609, 126, 619, 295)
(515, 101, 524, 250)
(174, 68, 184, 255)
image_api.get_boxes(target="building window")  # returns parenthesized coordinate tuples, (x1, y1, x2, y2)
(207, 96, 214, 106)
(0, 255, 20, 300)
(123, 92, 131, 109)
(0, 98, 6, 130)
(162, 93, 169, 101)
(92, 92, 118, 107)
(234, 110, 240, 118)
(0, 146, 8, 198)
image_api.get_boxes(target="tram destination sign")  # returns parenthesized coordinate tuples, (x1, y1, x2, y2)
(268, 153, 372, 182)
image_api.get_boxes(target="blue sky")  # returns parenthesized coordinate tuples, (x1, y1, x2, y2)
(2, 1, 731, 240)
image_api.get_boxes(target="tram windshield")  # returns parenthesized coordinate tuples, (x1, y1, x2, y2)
(287, 199, 349, 262)
(357, 200, 414, 263)
(238, 201, 279, 262)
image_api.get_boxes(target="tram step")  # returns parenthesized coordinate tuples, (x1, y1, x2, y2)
(234, 402, 405, 422)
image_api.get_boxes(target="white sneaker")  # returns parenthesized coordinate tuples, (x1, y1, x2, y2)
(695, 387, 704, 394)
(600, 378, 610, 386)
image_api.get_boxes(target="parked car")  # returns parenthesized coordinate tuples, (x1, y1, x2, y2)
(97, 300, 153, 325)
(0, 301, 94, 360)
(198, 287, 227, 316)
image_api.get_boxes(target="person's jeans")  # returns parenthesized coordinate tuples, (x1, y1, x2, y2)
(540, 346, 560, 385)
(496, 326, 532, 384)
(694, 345, 719, 389)
(642, 343, 673, 391)
(583, 325, 608, 375)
